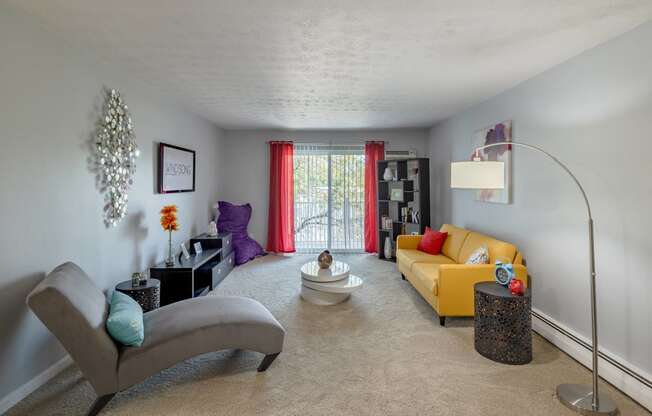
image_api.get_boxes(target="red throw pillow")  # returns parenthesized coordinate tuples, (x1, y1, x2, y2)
(417, 228, 448, 255)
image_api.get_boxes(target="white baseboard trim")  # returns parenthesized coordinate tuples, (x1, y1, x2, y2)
(0, 354, 73, 415)
(532, 308, 652, 411)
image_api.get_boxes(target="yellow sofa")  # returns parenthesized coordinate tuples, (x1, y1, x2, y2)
(397, 224, 528, 326)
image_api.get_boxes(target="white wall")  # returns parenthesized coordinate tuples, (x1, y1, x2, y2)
(0, 6, 225, 403)
(221, 129, 428, 245)
(428, 22, 652, 377)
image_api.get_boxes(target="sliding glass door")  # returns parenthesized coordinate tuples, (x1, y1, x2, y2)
(294, 144, 365, 252)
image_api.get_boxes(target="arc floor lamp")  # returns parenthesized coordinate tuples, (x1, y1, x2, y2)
(450, 141, 617, 416)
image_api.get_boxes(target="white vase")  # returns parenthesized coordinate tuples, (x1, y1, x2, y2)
(383, 167, 393, 181)
(384, 236, 393, 259)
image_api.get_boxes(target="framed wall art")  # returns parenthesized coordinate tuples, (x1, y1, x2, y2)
(472, 120, 512, 204)
(158, 142, 195, 193)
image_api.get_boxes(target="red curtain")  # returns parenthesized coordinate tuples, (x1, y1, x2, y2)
(364, 141, 385, 253)
(267, 141, 296, 253)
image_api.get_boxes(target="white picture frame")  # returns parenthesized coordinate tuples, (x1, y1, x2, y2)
(193, 242, 203, 254)
(180, 243, 190, 259)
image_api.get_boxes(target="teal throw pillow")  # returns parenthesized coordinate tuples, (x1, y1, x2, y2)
(106, 291, 144, 347)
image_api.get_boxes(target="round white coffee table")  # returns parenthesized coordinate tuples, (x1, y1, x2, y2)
(300, 260, 363, 305)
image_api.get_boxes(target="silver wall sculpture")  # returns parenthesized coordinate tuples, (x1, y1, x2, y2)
(94, 88, 139, 227)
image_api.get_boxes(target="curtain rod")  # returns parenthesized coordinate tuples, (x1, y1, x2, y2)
(265, 140, 389, 144)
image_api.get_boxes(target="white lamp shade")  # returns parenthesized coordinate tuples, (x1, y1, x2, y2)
(450, 161, 505, 189)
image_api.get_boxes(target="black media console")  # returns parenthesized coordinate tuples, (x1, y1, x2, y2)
(150, 232, 234, 306)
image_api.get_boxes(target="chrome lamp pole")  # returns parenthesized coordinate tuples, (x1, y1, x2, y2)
(450, 141, 617, 416)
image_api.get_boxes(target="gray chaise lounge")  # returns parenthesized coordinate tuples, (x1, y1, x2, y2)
(27, 262, 285, 415)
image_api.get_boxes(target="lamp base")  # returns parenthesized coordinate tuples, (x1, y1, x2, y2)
(556, 384, 618, 416)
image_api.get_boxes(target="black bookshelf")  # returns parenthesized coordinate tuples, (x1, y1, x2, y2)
(377, 158, 430, 260)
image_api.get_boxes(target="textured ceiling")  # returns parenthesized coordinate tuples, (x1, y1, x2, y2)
(7, 0, 652, 129)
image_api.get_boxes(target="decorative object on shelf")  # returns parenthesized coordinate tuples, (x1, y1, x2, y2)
(390, 188, 403, 201)
(509, 279, 525, 296)
(160, 205, 179, 267)
(408, 167, 419, 179)
(472, 120, 512, 204)
(208, 220, 218, 237)
(131, 272, 141, 288)
(180, 242, 190, 260)
(94, 88, 139, 227)
(451, 140, 618, 415)
(193, 242, 203, 254)
(401, 206, 408, 222)
(317, 250, 333, 269)
(494, 261, 515, 286)
(158, 142, 196, 193)
(383, 167, 394, 181)
(138, 271, 148, 285)
(411, 209, 420, 224)
(384, 236, 393, 259)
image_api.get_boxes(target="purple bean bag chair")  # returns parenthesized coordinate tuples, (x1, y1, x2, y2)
(215, 201, 266, 265)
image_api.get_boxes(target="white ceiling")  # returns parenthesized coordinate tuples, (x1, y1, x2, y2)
(7, 0, 652, 129)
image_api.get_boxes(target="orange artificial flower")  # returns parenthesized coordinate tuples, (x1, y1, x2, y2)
(160, 205, 177, 215)
(160, 205, 179, 231)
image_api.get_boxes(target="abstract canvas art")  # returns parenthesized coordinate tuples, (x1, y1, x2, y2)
(473, 120, 512, 204)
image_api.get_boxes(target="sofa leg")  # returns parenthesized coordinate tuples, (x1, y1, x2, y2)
(257, 353, 280, 372)
(439, 316, 446, 327)
(87, 393, 115, 416)
(401, 273, 406, 280)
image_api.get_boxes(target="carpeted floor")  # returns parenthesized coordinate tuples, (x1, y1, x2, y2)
(7, 254, 650, 415)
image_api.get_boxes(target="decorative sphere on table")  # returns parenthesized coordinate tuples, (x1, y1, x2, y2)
(317, 250, 333, 269)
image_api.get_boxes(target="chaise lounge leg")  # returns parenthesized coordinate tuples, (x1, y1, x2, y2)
(439, 316, 446, 327)
(401, 273, 406, 280)
(87, 393, 115, 416)
(257, 353, 280, 372)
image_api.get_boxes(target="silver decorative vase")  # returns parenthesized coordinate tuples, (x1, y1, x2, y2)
(384, 236, 393, 259)
(317, 250, 333, 269)
(165, 230, 174, 267)
(383, 167, 394, 181)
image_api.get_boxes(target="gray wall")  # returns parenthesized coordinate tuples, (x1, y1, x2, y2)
(0, 7, 225, 400)
(428, 22, 652, 376)
(221, 129, 429, 245)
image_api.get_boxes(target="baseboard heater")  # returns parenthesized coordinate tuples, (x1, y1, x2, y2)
(531, 309, 652, 390)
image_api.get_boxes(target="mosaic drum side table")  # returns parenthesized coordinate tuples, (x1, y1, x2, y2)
(115, 278, 161, 312)
(474, 281, 532, 365)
